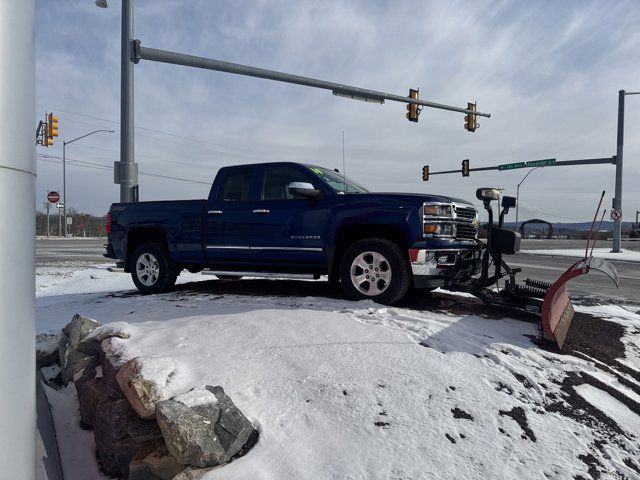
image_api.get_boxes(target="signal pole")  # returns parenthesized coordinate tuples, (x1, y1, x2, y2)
(612, 90, 640, 252)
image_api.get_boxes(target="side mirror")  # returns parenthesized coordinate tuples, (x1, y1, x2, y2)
(476, 188, 502, 202)
(501, 196, 516, 209)
(288, 182, 321, 199)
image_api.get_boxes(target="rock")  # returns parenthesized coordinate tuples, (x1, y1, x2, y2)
(63, 313, 101, 351)
(101, 338, 126, 400)
(115, 436, 160, 479)
(171, 466, 215, 480)
(59, 334, 99, 385)
(206, 385, 259, 461)
(77, 376, 106, 429)
(156, 386, 258, 468)
(117, 357, 177, 419)
(36, 333, 61, 367)
(127, 418, 164, 443)
(79, 322, 131, 357)
(128, 460, 163, 480)
(94, 398, 160, 476)
(139, 445, 184, 480)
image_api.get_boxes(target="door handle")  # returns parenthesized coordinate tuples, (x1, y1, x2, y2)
(252, 209, 270, 214)
(207, 210, 223, 215)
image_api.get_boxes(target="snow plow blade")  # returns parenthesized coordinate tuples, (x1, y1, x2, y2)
(541, 257, 618, 350)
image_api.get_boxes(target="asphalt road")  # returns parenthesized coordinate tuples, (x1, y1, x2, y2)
(36, 238, 110, 264)
(36, 238, 640, 303)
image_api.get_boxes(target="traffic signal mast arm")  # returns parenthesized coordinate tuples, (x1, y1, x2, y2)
(134, 42, 491, 120)
(424, 156, 616, 179)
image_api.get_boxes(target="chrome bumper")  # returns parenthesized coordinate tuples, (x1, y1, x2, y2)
(409, 248, 481, 277)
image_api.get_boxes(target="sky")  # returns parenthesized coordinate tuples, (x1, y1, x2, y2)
(35, 0, 640, 222)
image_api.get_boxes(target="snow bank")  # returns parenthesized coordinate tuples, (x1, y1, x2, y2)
(521, 247, 640, 262)
(36, 265, 640, 479)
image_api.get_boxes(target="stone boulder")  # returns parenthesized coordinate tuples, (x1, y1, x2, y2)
(101, 338, 127, 400)
(75, 364, 103, 429)
(79, 322, 131, 357)
(36, 333, 61, 368)
(128, 445, 184, 480)
(59, 335, 100, 385)
(156, 386, 258, 468)
(171, 466, 214, 480)
(58, 314, 102, 385)
(93, 398, 161, 477)
(116, 357, 177, 419)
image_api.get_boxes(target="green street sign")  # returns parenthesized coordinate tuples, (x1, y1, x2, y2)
(498, 162, 526, 171)
(525, 158, 556, 168)
(498, 158, 556, 171)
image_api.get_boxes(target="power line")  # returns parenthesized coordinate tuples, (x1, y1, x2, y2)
(36, 154, 210, 185)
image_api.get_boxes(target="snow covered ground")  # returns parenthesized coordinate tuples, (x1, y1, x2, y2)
(521, 248, 640, 263)
(38, 265, 640, 479)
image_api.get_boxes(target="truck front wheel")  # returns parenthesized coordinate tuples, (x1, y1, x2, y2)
(130, 243, 177, 294)
(339, 238, 411, 305)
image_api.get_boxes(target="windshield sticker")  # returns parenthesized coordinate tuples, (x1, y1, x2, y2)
(310, 167, 324, 175)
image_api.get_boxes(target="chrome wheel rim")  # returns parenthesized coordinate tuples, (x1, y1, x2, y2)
(136, 253, 160, 286)
(350, 251, 392, 296)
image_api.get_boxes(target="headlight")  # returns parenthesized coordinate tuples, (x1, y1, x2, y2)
(424, 222, 454, 236)
(423, 204, 453, 217)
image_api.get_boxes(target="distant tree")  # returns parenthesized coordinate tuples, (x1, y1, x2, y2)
(35, 209, 106, 237)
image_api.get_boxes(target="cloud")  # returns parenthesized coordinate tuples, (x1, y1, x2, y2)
(36, 0, 640, 222)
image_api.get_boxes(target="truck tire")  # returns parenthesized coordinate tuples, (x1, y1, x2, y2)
(339, 238, 411, 305)
(130, 243, 177, 294)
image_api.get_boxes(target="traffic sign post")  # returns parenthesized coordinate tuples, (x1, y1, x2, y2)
(47, 191, 59, 203)
(610, 209, 622, 221)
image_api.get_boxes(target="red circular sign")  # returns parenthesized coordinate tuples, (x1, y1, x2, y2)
(47, 191, 60, 203)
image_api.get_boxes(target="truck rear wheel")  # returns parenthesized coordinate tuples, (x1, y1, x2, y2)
(130, 243, 177, 294)
(339, 238, 411, 305)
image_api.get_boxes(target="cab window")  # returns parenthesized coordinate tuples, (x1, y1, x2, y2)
(218, 169, 252, 201)
(261, 166, 313, 200)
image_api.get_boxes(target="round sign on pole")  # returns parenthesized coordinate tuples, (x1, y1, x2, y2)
(47, 191, 60, 203)
(610, 209, 622, 221)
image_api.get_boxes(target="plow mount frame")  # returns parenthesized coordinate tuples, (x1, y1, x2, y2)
(452, 189, 618, 350)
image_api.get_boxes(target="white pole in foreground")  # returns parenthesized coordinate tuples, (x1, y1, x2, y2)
(0, 1, 36, 478)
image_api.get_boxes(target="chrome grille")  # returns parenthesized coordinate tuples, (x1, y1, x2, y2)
(454, 206, 476, 222)
(454, 205, 477, 240)
(455, 223, 477, 240)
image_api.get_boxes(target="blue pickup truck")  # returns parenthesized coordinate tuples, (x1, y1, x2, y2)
(105, 162, 481, 304)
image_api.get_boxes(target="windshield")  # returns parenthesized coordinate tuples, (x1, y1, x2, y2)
(307, 166, 369, 194)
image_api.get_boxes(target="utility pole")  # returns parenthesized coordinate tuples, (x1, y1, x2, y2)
(45, 200, 50, 237)
(120, 0, 137, 203)
(0, 1, 36, 477)
(62, 129, 114, 236)
(515, 167, 542, 231)
(612, 90, 640, 252)
(613, 90, 625, 253)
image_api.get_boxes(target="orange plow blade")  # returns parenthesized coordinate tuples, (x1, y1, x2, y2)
(541, 257, 618, 349)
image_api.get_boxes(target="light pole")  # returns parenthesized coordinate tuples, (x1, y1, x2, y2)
(612, 90, 640, 252)
(96, 0, 138, 203)
(63, 129, 114, 236)
(515, 167, 542, 232)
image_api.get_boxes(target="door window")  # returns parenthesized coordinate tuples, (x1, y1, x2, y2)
(261, 166, 313, 200)
(219, 169, 252, 201)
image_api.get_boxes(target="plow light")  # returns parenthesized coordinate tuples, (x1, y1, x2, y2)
(476, 188, 502, 202)
(423, 204, 453, 217)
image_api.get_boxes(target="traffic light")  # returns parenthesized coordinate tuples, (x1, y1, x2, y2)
(406, 89, 419, 122)
(45, 113, 59, 147)
(422, 165, 429, 181)
(464, 102, 476, 132)
(462, 159, 470, 177)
